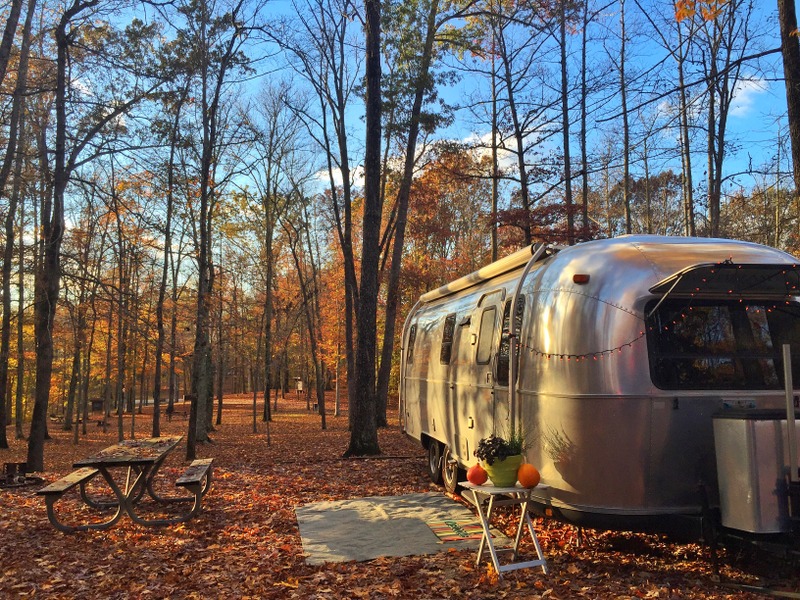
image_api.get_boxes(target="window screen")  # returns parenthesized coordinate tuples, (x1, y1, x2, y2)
(497, 298, 525, 386)
(476, 307, 497, 364)
(406, 324, 417, 364)
(440, 314, 456, 364)
(646, 299, 800, 389)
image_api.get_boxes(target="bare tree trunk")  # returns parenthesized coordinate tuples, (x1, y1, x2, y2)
(580, 0, 589, 240)
(167, 232, 184, 420)
(376, 0, 440, 428)
(345, 0, 382, 457)
(560, 0, 574, 244)
(496, 11, 532, 245)
(102, 295, 113, 433)
(620, 0, 631, 234)
(0, 0, 36, 448)
(677, 24, 696, 235)
(0, 0, 24, 86)
(215, 275, 225, 427)
(64, 317, 81, 431)
(15, 180, 26, 440)
(779, 0, 800, 195)
(262, 225, 274, 423)
(491, 49, 499, 260)
(707, 53, 718, 236)
(153, 87, 186, 437)
(111, 174, 129, 441)
(28, 2, 91, 471)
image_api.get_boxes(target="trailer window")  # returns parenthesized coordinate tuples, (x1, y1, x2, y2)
(406, 324, 417, 364)
(646, 299, 800, 390)
(497, 298, 525, 386)
(440, 314, 457, 364)
(476, 307, 497, 364)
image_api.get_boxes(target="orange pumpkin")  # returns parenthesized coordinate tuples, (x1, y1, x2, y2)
(517, 463, 540, 488)
(467, 463, 488, 485)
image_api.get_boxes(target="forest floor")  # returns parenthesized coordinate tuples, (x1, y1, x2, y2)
(1, 393, 799, 599)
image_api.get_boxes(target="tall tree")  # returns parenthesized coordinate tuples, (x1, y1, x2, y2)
(619, 0, 631, 233)
(345, 0, 382, 456)
(26, 0, 164, 471)
(175, 0, 261, 460)
(0, 0, 38, 448)
(274, 0, 362, 417)
(376, 0, 472, 426)
(151, 81, 189, 438)
(247, 82, 298, 424)
(779, 0, 800, 195)
(691, 0, 758, 235)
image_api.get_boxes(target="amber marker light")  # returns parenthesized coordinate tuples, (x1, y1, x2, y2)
(573, 273, 590, 284)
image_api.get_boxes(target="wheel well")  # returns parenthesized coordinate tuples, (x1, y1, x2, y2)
(421, 433, 441, 451)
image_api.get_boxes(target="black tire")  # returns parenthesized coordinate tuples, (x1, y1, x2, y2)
(427, 440, 443, 485)
(442, 445, 464, 494)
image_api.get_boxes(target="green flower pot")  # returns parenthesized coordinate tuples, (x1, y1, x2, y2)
(483, 454, 523, 487)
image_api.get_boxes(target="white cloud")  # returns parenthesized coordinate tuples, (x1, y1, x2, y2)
(462, 131, 520, 171)
(313, 164, 365, 190)
(730, 77, 768, 118)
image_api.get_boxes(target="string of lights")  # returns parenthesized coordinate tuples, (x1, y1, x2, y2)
(514, 260, 800, 362)
(516, 329, 647, 362)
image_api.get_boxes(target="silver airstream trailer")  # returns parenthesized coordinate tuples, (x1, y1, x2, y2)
(400, 235, 800, 537)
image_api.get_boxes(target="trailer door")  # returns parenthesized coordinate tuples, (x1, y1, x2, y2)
(494, 296, 525, 435)
(473, 302, 501, 446)
(474, 296, 521, 440)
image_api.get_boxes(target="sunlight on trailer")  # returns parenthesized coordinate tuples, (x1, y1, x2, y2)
(400, 235, 800, 540)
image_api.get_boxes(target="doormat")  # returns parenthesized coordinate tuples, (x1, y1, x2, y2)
(295, 492, 509, 565)
(427, 519, 487, 542)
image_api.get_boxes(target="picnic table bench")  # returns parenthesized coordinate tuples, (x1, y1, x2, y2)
(37, 436, 214, 532)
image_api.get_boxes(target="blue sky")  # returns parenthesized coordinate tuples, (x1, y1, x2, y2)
(251, 0, 790, 206)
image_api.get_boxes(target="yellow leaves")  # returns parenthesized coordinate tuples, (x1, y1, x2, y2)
(675, 0, 727, 22)
(4, 394, 799, 598)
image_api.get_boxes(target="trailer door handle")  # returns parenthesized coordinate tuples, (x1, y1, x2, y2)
(486, 373, 491, 383)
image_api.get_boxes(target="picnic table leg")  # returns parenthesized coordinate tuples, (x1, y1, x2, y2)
(43, 490, 125, 533)
(92, 465, 194, 526)
(112, 463, 206, 526)
(73, 470, 121, 510)
(142, 456, 196, 504)
(125, 486, 203, 526)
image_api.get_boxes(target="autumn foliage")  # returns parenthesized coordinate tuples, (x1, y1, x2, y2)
(0, 395, 797, 598)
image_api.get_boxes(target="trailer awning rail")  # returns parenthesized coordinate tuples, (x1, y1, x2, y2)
(419, 243, 559, 304)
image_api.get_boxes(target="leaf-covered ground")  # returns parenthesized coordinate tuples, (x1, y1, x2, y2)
(1, 394, 798, 599)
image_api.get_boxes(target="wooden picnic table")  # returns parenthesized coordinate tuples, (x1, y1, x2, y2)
(38, 436, 213, 532)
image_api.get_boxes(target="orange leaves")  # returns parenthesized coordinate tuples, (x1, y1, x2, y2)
(675, 0, 727, 22)
(1, 393, 798, 598)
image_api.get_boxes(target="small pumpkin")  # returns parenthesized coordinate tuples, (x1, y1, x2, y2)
(467, 463, 488, 485)
(517, 463, 540, 488)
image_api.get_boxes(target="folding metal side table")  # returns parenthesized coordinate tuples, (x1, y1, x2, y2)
(461, 481, 549, 578)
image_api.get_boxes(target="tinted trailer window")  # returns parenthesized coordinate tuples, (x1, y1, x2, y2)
(646, 299, 800, 390)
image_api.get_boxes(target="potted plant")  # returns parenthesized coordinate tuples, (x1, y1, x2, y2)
(474, 431, 525, 487)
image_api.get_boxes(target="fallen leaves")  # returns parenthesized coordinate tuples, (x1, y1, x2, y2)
(0, 393, 797, 599)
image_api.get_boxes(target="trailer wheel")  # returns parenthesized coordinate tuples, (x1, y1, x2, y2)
(442, 445, 463, 494)
(427, 440, 443, 485)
